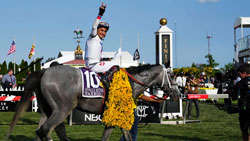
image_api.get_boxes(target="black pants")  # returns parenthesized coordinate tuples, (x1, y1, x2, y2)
(2, 82, 12, 91)
(178, 86, 185, 94)
(239, 110, 250, 134)
(188, 99, 200, 118)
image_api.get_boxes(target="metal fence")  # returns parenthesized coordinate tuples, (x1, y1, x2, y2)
(236, 35, 250, 52)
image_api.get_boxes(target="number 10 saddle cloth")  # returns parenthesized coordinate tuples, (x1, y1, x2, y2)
(80, 68, 104, 98)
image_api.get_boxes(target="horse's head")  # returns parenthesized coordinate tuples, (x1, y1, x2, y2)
(125, 64, 180, 100)
(156, 65, 181, 99)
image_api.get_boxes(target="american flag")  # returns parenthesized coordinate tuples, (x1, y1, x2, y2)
(7, 40, 16, 55)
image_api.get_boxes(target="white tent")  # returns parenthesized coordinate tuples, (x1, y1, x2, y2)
(42, 51, 139, 69)
(234, 17, 250, 29)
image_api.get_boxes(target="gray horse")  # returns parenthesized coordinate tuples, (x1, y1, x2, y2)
(6, 64, 180, 141)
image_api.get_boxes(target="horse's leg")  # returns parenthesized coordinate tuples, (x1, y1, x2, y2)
(54, 122, 70, 141)
(101, 126, 115, 141)
(40, 110, 69, 141)
(35, 98, 72, 141)
(36, 102, 70, 141)
(35, 98, 53, 141)
(36, 111, 47, 141)
(120, 128, 132, 141)
(36, 110, 69, 141)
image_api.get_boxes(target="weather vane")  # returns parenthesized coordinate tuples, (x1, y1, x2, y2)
(73, 28, 84, 58)
(73, 28, 84, 39)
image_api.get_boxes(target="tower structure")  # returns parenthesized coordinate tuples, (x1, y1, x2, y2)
(154, 18, 182, 120)
(206, 34, 213, 55)
(155, 18, 173, 68)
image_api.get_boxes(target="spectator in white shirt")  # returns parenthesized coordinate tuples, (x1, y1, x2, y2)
(176, 72, 186, 94)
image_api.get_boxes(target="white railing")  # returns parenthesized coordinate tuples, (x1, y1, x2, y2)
(0, 85, 25, 91)
(236, 35, 250, 52)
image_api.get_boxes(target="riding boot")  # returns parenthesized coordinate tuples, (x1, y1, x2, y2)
(101, 66, 120, 88)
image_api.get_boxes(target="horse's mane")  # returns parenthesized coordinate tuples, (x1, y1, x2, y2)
(125, 64, 161, 75)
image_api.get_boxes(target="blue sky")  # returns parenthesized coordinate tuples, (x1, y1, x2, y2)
(0, 0, 250, 68)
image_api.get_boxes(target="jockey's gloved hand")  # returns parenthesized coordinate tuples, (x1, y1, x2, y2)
(99, 3, 106, 16)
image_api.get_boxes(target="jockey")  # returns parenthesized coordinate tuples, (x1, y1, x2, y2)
(84, 3, 119, 87)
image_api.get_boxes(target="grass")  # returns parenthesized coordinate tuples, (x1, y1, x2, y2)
(0, 101, 242, 141)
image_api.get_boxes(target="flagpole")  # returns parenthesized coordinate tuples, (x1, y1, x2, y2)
(33, 35, 36, 71)
(175, 20, 177, 68)
(14, 51, 16, 74)
(120, 33, 122, 66)
(137, 33, 140, 62)
(13, 36, 16, 74)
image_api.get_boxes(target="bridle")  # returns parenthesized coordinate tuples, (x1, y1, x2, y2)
(121, 65, 174, 93)
(161, 65, 172, 89)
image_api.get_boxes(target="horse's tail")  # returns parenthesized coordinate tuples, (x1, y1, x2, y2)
(5, 69, 46, 140)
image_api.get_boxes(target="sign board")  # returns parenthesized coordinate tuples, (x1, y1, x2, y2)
(162, 35, 170, 67)
(69, 100, 160, 125)
(0, 90, 34, 111)
(136, 101, 160, 123)
(0, 91, 21, 111)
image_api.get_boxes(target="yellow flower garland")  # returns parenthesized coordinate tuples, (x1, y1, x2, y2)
(200, 87, 217, 90)
(102, 69, 136, 130)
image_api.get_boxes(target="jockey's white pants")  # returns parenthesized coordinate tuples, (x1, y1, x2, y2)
(87, 60, 119, 73)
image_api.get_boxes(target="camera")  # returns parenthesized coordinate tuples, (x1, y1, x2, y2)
(214, 69, 239, 114)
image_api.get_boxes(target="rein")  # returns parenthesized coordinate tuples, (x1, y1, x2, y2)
(121, 68, 151, 89)
(121, 66, 173, 91)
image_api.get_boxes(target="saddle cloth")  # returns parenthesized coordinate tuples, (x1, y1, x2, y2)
(80, 68, 104, 98)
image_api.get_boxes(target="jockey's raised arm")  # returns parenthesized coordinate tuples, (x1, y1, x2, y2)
(90, 3, 106, 37)
(84, 3, 109, 69)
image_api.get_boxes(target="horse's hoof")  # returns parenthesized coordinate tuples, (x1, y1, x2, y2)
(35, 128, 46, 140)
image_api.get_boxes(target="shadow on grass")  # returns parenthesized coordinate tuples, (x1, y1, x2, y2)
(20, 118, 38, 125)
(9, 135, 34, 141)
(68, 137, 100, 141)
(144, 133, 209, 141)
(0, 118, 37, 125)
(9, 136, 100, 141)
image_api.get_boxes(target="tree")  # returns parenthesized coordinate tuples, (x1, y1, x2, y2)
(8, 62, 13, 71)
(18, 59, 29, 81)
(7, 61, 18, 75)
(191, 62, 196, 67)
(205, 54, 219, 68)
(35, 58, 41, 71)
(220, 62, 234, 73)
(30, 57, 42, 72)
(1, 61, 8, 75)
